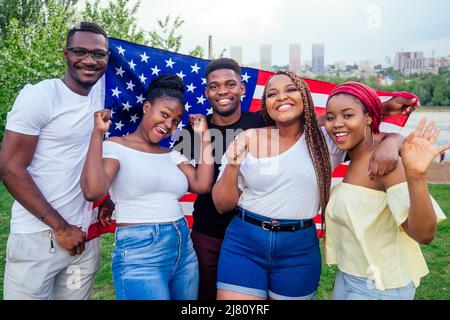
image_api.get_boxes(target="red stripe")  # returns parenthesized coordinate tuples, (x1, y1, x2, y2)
(180, 193, 198, 202)
(314, 106, 326, 117)
(383, 114, 408, 127)
(92, 193, 109, 209)
(185, 215, 194, 228)
(249, 98, 262, 112)
(256, 70, 274, 86)
(304, 78, 336, 94)
(332, 164, 349, 178)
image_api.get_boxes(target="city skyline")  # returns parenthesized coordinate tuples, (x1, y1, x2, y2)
(133, 0, 450, 66)
(79, 0, 450, 66)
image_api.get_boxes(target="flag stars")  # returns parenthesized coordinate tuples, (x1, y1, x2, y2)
(130, 114, 139, 123)
(177, 121, 185, 130)
(117, 45, 125, 56)
(115, 66, 125, 77)
(191, 63, 200, 73)
(169, 141, 175, 148)
(206, 108, 213, 115)
(240, 94, 246, 102)
(122, 101, 133, 112)
(176, 70, 186, 79)
(184, 102, 192, 112)
(110, 108, 115, 119)
(241, 72, 251, 82)
(186, 83, 196, 93)
(140, 52, 149, 63)
(111, 87, 122, 98)
(196, 95, 206, 105)
(115, 121, 124, 131)
(128, 59, 136, 70)
(136, 94, 145, 104)
(165, 58, 175, 68)
(201, 78, 207, 85)
(151, 65, 161, 76)
(104, 131, 111, 139)
(139, 73, 147, 84)
(126, 80, 136, 91)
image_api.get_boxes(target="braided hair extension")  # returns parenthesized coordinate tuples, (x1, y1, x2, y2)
(261, 71, 332, 225)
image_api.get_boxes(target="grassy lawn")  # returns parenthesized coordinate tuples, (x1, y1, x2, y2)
(0, 183, 449, 300)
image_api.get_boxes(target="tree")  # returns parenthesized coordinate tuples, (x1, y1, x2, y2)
(82, 0, 147, 44)
(0, 0, 75, 137)
(149, 14, 205, 57)
(0, 0, 43, 37)
(431, 79, 447, 106)
(188, 45, 204, 59)
(0, 0, 209, 140)
(149, 15, 183, 52)
(0, 0, 78, 38)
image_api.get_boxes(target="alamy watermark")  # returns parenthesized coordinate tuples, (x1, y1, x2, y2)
(172, 128, 282, 175)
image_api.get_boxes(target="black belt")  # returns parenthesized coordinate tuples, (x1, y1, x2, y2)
(236, 207, 314, 232)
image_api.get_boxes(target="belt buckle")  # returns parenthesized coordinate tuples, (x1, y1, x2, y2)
(262, 219, 280, 231)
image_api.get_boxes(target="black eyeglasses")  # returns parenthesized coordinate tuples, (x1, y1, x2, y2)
(67, 47, 110, 61)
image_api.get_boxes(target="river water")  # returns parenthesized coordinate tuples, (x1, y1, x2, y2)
(400, 110, 450, 161)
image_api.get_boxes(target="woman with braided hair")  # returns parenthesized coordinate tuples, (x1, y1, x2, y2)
(211, 71, 407, 300)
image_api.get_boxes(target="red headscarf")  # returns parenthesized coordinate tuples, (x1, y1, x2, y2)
(328, 82, 382, 134)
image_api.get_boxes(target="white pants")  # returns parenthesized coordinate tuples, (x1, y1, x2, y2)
(4, 231, 100, 300)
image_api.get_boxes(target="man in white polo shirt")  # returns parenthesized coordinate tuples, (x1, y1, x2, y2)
(0, 22, 109, 299)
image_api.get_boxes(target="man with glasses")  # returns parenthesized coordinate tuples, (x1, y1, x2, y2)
(0, 22, 109, 299)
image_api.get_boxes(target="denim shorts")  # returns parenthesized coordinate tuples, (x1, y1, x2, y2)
(217, 211, 321, 299)
(112, 218, 199, 300)
(333, 270, 416, 300)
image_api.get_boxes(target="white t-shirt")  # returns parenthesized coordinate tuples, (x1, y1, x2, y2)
(6, 79, 103, 233)
(102, 141, 189, 223)
(217, 128, 346, 220)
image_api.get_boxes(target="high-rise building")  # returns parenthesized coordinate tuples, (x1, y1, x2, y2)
(394, 52, 425, 75)
(289, 43, 301, 73)
(334, 60, 346, 71)
(260, 45, 272, 71)
(312, 43, 325, 73)
(230, 46, 242, 65)
(358, 60, 375, 78)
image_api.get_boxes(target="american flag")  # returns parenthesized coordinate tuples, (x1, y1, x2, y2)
(90, 37, 412, 239)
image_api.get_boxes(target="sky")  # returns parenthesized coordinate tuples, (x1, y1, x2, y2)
(84, 0, 450, 66)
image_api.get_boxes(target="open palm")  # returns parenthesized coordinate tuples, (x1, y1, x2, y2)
(401, 118, 450, 175)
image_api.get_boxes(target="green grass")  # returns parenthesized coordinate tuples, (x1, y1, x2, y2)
(0, 183, 449, 300)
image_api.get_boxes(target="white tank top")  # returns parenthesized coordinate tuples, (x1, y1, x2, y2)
(217, 128, 345, 220)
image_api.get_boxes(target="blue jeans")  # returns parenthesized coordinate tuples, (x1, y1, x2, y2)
(333, 270, 416, 300)
(112, 218, 199, 300)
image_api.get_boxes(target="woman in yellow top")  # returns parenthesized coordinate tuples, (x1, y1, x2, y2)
(324, 82, 449, 300)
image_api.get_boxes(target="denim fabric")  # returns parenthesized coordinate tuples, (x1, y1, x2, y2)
(112, 218, 199, 300)
(217, 212, 321, 299)
(333, 270, 416, 300)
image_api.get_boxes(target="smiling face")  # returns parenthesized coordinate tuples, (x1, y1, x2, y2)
(141, 97, 184, 144)
(325, 93, 372, 151)
(63, 31, 109, 92)
(205, 68, 245, 117)
(264, 74, 304, 126)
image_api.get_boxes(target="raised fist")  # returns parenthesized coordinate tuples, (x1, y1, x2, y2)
(94, 109, 112, 133)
